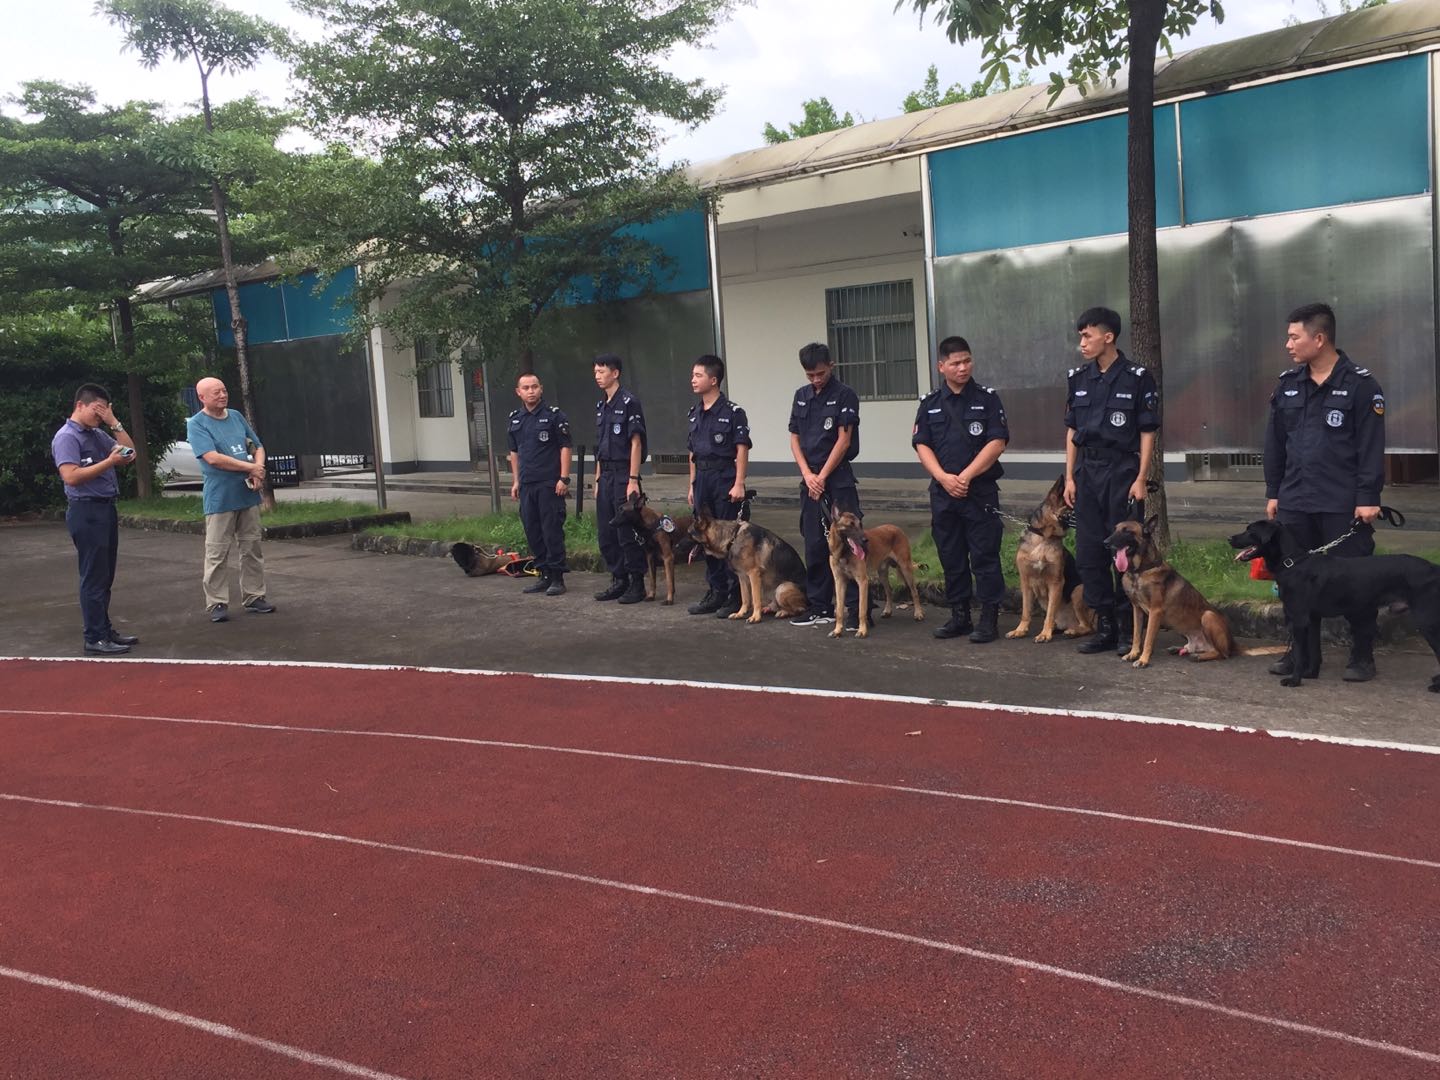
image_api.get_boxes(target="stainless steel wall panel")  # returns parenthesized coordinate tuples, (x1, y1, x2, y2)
(932, 196, 1437, 453)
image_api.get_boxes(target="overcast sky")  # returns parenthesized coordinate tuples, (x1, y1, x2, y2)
(5, 0, 1334, 166)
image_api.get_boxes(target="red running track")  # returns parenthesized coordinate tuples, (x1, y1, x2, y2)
(1, 657, 1438, 1079)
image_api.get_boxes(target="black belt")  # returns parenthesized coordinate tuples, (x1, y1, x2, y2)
(693, 457, 734, 472)
(597, 459, 630, 468)
(1080, 446, 1138, 461)
(70, 496, 117, 504)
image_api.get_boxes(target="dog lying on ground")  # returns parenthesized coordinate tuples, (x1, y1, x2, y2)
(1230, 518, 1440, 690)
(688, 512, 807, 623)
(450, 542, 519, 577)
(1007, 475, 1094, 643)
(609, 492, 693, 605)
(1105, 517, 1279, 668)
(825, 512, 924, 639)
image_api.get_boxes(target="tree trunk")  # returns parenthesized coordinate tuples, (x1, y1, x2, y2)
(116, 297, 152, 500)
(1127, 0, 1170, 550)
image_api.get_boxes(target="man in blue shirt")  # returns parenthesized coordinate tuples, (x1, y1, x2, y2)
(507, 372, 572, 596)
(591, 353, 649, 605)
(50, 383, 138, 654)
(187, 377, 277, 623)
(685, 354, 752, 617)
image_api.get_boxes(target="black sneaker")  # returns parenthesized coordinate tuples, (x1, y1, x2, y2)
(209, 603, 229, 623)
(789, 610, 829, 627)
(244, 598, 276, 614)
(687, 589, 721, 615)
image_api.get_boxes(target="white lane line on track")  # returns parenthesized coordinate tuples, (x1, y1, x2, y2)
(5, 707, 1438, 872)
(2, 791, 1436, 1068)
(0, 964, 407, 1080)
(5, 655, 1439, 756)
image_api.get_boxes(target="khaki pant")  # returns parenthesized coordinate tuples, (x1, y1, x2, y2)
(203, 506, 267, 610)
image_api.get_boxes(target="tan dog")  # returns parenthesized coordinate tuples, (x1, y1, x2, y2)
(826, 512, 925, 639)
(1106, 517, 1264, 667)
(609, 492, 692, 605)
(687, 513, 808, 623)
(1007, 475, 1094, 642)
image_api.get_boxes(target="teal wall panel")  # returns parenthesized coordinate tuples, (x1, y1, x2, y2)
(212, 266, 356, 346)
(565, 205, 710, 306)
(929, 109, 1179, 256)
(1180, 56, 1429, 223)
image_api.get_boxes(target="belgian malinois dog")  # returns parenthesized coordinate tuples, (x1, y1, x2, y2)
(609, 491, 693, 605)
(1108, 517, 1277, 668)
(825, 512, 925, 639)
(1007, 475, 1094, 643)
(687, 512, 807, 623)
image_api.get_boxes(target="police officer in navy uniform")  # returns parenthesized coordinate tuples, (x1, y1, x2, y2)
(686, 354, 752, 618)
(591, 353, 650, 605)
(1263, 301, 1386, 682)
(913, 336, 1010, 643)
(507, 371, 572, 596)
(788, 342, 862, 627)
(1063, 307, 1159, 655)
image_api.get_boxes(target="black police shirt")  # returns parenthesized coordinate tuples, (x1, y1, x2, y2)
(788, 377, 860, 475)
(911, 380, 1010, 485)
(594, 387, 647, 466)
(1263, 351, 1385, 513)
(1064, 351, 1160, 452)
(687, 394, 752, 462)
(507, 399, 571, 484)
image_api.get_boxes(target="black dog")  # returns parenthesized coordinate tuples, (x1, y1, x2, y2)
(1229, 518, 1440, 690)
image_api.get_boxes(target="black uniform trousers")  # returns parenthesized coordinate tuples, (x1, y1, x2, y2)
(1276, 507, 1377, 664)
(66, 498, 119, 643)
(692, 465, 739, 595)
(518, 482, 567, 576)
(595, 467, 646, 577)
(930, 483, 1005, 610)
(800, 481, 860, 616)
(1074, 449, 1140, 619)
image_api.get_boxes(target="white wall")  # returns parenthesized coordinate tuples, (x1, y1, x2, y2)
(412, 358, 471, 464)
(718, 194, 929, 467)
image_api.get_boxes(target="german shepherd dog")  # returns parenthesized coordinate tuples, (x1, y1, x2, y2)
(1106, 517, 1256, 668)
(609, 492, 693, 605)
(1006, 475, 1094, 643)
(1230, 518, 1440, 690)
(688, 512, 807, 623)
(826, 512, 925, 639)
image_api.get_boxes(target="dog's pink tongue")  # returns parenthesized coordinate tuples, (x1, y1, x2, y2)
(848, 538, 865, 559)
(1115, 549, 1129, 574)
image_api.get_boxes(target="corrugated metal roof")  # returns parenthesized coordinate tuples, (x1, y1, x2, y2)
(694, 0, 1440, 190)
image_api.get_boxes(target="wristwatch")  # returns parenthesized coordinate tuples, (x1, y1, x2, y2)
(558, 477, 570, 487)
(629, 475, 641, 481)
(110, 421, 125, 432)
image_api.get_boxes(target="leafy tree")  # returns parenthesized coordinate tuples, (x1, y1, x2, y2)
(284, 0, 733, 377)
(900, 0, 1226, 549)
(100, 0, 287, 505)
(0, 81, 245, 497)
(901, 64, 1032, 112)
(762, 97, 856, 144)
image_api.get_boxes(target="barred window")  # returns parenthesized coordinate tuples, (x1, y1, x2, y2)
(415, 338, 454, 418)
(825, 280, 919, 401)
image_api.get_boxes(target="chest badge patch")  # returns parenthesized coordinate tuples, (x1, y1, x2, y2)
(1109, 411, 1127, 427)
(823, 416, 833, 431)
(612, 423, 622, 435)
(968, 421, 984, 436)
(538, 430, 550, 442)
(713, 432, 724, 444)
(1326, 409, 1345, 428)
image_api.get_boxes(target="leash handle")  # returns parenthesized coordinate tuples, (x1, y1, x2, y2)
(1377, 505, 1406, 528)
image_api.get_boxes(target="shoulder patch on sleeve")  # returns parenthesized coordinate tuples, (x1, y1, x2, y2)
(550, 405, 561, 413)
(508, 408, 520, 418)
(1067, 367, 1079, 379)
(1130, 365, 1146, 375)
(1353, 367, 1371, 377)
(982, 385, 994, 394)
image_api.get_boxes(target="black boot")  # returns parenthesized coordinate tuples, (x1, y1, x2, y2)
(1077, 611, 1118, 654)
(1115, 607, 1134, 656)
(933, 606, 972, 639)
(617, 573, 647, 605)
(688, 588, 722, 615)
(594, 575, 627, 601)
(714, 587, 742, 618)
(544, 573, 567, 596)
(969, 603, 1000, 644)
(522, 574, 551, 594)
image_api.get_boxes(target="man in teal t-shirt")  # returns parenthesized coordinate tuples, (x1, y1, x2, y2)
(187, 377, 277, 623)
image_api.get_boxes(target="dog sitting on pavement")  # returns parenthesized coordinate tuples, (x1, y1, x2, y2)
(1007, 475, 1094, 643)
(825, 511, 925, 639)
(687, 512, 807, 623)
